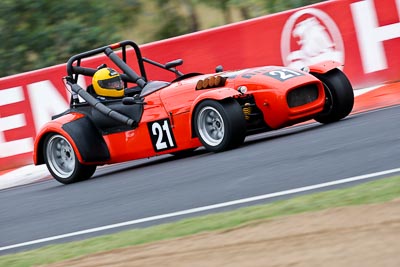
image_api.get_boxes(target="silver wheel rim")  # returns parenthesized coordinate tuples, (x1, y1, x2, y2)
(197, 106, 225, 146)
(46, 135, 75, 179)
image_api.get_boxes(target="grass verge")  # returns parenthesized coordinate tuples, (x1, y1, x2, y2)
(1, 175, 400, 266)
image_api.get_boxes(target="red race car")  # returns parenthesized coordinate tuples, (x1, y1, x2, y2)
(33, 40, 354, 184)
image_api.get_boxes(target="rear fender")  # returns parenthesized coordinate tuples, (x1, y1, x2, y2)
(189, 87, 240, 137)
(308, 60, 342, 74)
(34, 122, 83, 165)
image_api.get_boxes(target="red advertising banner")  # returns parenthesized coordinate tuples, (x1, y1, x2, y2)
(1, 0, 399, 170)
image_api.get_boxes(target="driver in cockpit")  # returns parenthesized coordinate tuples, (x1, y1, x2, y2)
(91, 67, 125, 99)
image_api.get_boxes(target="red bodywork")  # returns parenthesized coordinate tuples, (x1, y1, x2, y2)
(33, 59, 339, 167)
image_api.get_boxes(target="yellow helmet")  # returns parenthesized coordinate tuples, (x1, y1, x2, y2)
(92, 68, 124, 98)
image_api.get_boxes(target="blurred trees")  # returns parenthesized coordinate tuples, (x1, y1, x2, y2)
(152, 0, 194, 39)
(264, 0, 324, 13)
(151, 0, 324, 40)
(0, 0, 141, 77)
(0, 0, 323, 77)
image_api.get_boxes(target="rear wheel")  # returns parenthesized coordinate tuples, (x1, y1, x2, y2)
(44, 134, 96, 184)
(313, 68, 354, 124)
(194, 99, 246, 152)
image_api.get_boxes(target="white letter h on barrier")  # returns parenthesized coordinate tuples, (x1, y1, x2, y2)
(351, 0, 400, 73)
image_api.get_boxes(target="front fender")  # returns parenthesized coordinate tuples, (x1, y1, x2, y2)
(192, 87, 240, 107)
(308, 60, 342, 74)
(188, 87, 240, 137)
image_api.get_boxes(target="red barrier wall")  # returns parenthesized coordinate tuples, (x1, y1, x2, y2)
(1, 0, 399, 170)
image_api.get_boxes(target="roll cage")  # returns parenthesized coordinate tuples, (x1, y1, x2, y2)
(66, 40, 184, 88)
(63, 40, 188, 128)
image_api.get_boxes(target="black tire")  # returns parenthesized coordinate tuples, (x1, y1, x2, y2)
(194, 99, 246, 152)
(313, 68, 354, 124)
(43, 134, 96, 184)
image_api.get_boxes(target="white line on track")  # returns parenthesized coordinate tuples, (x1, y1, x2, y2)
(1, 167, 400, 252)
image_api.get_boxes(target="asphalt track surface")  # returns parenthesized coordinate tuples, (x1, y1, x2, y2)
(1, 105, 400, 255)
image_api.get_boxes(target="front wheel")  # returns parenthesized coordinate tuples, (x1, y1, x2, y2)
(194, 99, 246, 152)
(313, 68, 354, 124)
(44, 134, 96, 184)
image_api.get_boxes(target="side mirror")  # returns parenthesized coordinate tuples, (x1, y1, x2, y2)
(122, 96, 147, 105)
(122, 97, 136, 105)
(165, 59, 183, 69)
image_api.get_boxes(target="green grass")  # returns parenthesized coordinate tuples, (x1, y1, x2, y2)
(1, 175, 400, 267)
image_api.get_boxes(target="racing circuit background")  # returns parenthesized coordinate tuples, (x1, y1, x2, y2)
(1, 0, 399, 172)
(0, 0, 400, 258)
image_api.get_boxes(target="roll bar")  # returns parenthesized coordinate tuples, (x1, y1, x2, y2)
(64, 40, 184, 127)
(66, 40, 184, 86)
(66, 40, 148, 87)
